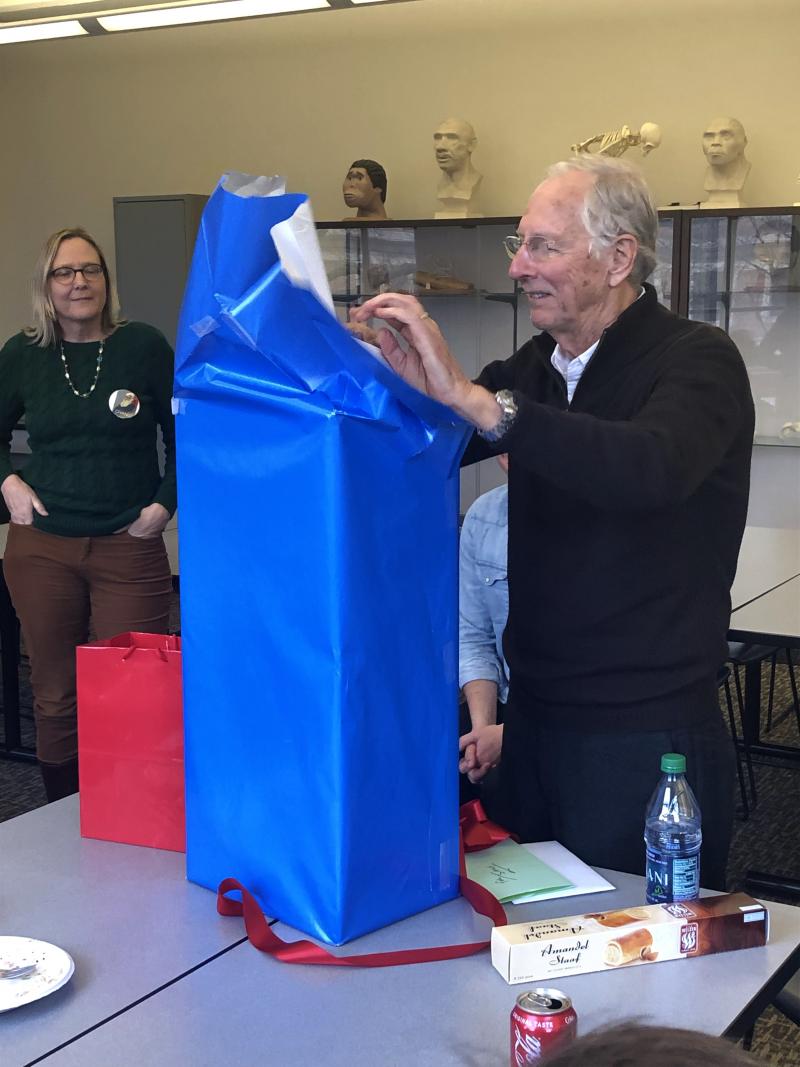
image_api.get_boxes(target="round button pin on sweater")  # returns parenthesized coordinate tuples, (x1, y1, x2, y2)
(108, 389, 140, 419)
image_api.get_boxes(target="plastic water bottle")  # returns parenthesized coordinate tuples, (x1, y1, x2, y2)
(644, 753, 702, 904)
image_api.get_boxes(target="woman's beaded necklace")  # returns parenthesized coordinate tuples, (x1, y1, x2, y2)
(59, 338, 104, 399)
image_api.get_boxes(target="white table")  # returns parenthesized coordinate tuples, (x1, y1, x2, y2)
(1, 797, 246, 1067)
(730, 525, 800, 611)
(33, 871, 800, 1066)
(729, 575, 800, 651)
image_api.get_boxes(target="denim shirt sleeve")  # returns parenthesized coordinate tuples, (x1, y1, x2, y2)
(458, 485, 510, 704)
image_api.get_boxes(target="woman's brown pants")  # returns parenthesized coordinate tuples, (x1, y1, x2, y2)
(4, 523, 172, 796)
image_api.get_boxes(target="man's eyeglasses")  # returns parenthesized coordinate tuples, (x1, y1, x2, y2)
(49, 264, 104, 285)
(503, 235, 564, 261)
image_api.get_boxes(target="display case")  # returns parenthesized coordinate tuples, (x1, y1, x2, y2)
(676, 208, 800, 447)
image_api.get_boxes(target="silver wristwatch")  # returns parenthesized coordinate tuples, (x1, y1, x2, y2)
(478, 389, 518, 443)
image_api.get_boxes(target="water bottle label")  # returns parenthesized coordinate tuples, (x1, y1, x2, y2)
(645, 850, 699, 903)
(671, 855, 700, 900)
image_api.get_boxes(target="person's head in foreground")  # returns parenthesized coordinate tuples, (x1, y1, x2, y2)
(541, 1023, 758, 1065)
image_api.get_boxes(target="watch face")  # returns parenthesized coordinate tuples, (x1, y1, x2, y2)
(478, 390, 518, 443)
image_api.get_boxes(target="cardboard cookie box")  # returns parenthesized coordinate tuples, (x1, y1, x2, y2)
(491, 892, 768, 985)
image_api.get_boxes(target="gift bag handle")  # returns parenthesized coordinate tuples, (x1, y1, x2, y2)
(120, 636, 180, 661)
(217, 801, 509, 968)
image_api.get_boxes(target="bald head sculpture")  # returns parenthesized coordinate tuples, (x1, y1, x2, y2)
(701, 117, 750, 207)
(433, 117, 483, 218)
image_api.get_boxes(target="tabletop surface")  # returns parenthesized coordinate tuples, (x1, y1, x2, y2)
(0, 797, 244, 1067)
(730, 525, 800, 611)
(729, 574, 800, 648)
(36, 870, 800, 1067)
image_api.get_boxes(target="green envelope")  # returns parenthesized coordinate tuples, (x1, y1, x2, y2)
(465, 839, 573, 903)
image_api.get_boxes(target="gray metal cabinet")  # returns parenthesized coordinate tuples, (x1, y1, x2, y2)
(113, 194, 207, 347)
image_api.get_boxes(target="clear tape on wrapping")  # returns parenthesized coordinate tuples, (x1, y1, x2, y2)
(191, 315, 220, 339)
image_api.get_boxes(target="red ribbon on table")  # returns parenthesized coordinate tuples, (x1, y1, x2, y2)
(459, 797, 515, 852)
(217, 801, 511, 968)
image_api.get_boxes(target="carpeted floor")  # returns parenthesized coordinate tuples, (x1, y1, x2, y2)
(1, 622, 799, 1061)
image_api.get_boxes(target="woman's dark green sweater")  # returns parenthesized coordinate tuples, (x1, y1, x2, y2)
(0, 322, 176, 536)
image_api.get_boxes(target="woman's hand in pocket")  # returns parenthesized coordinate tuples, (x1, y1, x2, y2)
(1, 474, 48, 524)
(127, 503, 169, 538)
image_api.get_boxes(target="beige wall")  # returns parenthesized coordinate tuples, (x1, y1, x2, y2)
(1, 0, 799, 337)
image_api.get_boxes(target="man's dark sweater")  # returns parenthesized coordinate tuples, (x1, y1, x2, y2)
(465, 284, 755, 731)
(0, 322, 176, 537)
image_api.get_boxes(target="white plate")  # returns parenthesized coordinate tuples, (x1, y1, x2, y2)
(0, 936, 75, 1012)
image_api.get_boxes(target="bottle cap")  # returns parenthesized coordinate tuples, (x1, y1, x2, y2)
(661, 752, 686, 773)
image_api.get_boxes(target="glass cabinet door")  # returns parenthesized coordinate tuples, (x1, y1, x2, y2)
(651, 214, 676, 310)
(317, 226, 417, 304)
(729, 214, 800, 444)
(688, 215, 730, 329)
(686, 212, 800, 445)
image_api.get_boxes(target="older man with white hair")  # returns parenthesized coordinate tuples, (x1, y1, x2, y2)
(352, 157, 754, 889)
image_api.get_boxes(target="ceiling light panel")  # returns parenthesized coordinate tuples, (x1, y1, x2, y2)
(98, 0, 327, 31)
(0, 14, 84, 37)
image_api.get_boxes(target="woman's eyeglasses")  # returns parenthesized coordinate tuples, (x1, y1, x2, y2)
(49, 264, 104, 285)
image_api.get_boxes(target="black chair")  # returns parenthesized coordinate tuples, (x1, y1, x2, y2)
(774, 986, 800, 1026)
(718, 664, 755, 819)
(728, 641, 800, 741)
(734, 643, 800, 902)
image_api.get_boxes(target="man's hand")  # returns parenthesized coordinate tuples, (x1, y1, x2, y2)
(349, 293, 498, 426)
(345, 320, 381, 347)
(459, 723, 504, 784)
(127, 503, 170, 539)
(1, 474, 48, 524)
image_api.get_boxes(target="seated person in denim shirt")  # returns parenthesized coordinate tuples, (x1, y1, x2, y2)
(458, 455, 509, 786)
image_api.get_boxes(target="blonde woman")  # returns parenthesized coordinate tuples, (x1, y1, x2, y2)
(0, 227, 175, 801)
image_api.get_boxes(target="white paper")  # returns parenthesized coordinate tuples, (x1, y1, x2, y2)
(508, 841, 615, 905)
(222, 172, 286, 198)
(354, 337, 387, 364)
(271, 199, 335, 314)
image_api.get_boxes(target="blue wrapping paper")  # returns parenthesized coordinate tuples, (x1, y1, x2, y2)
(175, 174, 472, 945)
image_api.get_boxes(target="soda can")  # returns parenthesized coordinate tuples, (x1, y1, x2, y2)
(510, 987, 578, 1064)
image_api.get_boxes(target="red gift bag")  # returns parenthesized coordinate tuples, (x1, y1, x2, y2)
(77, 632, 185, 852)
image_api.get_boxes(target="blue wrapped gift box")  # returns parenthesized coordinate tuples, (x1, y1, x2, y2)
(174, 174, 471, 945)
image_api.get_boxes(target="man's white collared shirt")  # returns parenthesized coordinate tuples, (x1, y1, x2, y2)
(550, 340, 600, 405)
(550, 289, 646, 403)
